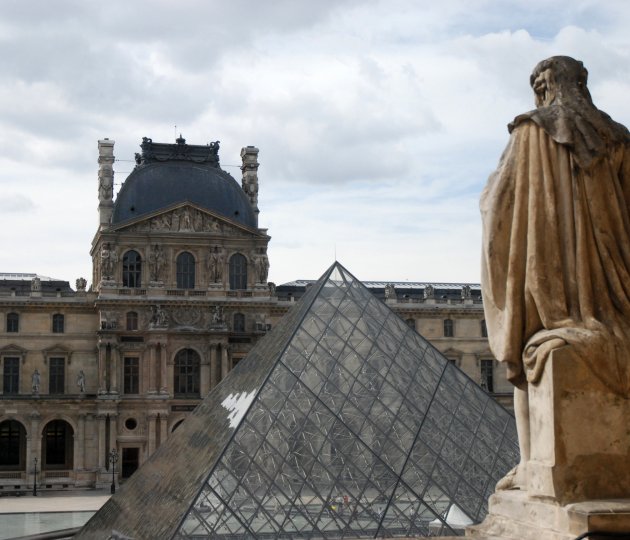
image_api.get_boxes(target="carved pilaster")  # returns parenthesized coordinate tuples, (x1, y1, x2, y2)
(97, 139, 115, 230)
(240, 146, 259, 226)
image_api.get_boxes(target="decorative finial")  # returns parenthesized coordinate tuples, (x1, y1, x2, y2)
(176, 134, 186, 145)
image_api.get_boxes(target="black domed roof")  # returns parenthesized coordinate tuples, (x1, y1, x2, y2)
(111, 137, 256, 229)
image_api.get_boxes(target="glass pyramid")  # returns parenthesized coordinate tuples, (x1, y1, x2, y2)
(78, 262, 518, 540)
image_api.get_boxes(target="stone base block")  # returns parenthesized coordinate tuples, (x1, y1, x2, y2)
(467, 490, 630, 540)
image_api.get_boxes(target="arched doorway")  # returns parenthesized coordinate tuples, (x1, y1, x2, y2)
(0, 420, 26, 472)
(42, 420, 74, 470)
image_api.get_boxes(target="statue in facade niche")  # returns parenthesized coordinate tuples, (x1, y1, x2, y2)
(254, 249, 269, 283)
(481, 56, 630, 490)
(32, 369, 40, 394)
(150, 305, 169, 328)
(100, 243, 118, 280)
(148, 244, 166, 282)
(77, 370, 86, 393)
(423, 284, 434, 299)
(207, 246, 224, 283)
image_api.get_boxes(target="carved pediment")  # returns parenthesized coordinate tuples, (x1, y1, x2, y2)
(0, 344, 28, 356)
(113, 204, 261, 238)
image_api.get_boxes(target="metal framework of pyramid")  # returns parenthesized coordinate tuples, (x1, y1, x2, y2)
(78, 262, 518, 539)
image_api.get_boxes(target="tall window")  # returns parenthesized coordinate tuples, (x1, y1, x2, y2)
(0, 420, 25, 468)
(52, 314, 64, 333)
(126, 311, 138, 331)
(443, 318, 454, 337)
(3, 357, 19, 394)
(174, 349, 200, 397)
(176, 252, 195, 289)
(122, 250, 142, 288)
(124, 357, 139, 394)
(481, 359, 494, 393)
(6, 313, 19, 333)
(49, 358, 65, 394)
(233, 313, 245, 332)
(481, 319, 488, 338)
(229, 253, 248, 290)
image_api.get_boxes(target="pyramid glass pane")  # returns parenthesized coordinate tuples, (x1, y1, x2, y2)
(77, 262, 518, 540)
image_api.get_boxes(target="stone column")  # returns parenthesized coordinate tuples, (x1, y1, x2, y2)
(97, 414, 107, 471)
(159, 344, 168, 394)
(28, 412, 41, 471)
(76, 414, 85, 470)
(200, 353, 210, 397)
(221, 345, 229, 381)
(148, 344, 157, 394)
(97, 343, 107, 394)
(97, 139, 115, 230)
(147, 414, 157, 457)
(110, 345, 119, 394)
(210, 344, 218, 389)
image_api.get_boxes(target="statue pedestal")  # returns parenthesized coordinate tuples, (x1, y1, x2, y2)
(467, 490, 630, 540)
(468, 347, 630, 539)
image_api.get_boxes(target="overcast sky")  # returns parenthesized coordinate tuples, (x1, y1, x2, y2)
(1, 0, 630, 287)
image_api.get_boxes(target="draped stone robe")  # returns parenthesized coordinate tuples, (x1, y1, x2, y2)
(481, 116, 630, 395)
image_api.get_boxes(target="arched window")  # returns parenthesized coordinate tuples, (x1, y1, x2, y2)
(233, 313, 245, 332)
(122, 250, 142, 288)
(176, 252, 195, 289)
(229, 253, 248, 290)
(52, 314, 64, 333)
(443, 319, 454, 337)
(6, 313, 19, 333)
(0, 420, 26, 469)
(126, 311, 138, 331)
(174, 349, 200, 398)
(43, 420, 73, 469)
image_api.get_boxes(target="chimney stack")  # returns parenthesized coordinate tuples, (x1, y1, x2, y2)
(97, 139, 115, 230)
(240, 146, 260, 227)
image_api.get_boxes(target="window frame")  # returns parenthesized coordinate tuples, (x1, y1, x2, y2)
(123, 356, 140, 395)
(173, 348, 200, 398)
(122, 250, 142, 288)
(6, 313, 19, 333)
(2, 357, 20, 395)
(233, 313, 245, 333)
(126, 311, 139, 331)
(176, 251, 196, 289)
(480, 358, 494, 393)
(48, 357, 65, 394)
(229, 253, 248, 290)
(443, 318, 454, 337)
(52, 314, 65, 334)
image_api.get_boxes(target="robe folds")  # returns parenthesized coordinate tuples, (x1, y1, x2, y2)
(481, 118, 630, 395)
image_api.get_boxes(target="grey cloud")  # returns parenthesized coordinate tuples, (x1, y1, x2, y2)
(0, 193, 36, 212)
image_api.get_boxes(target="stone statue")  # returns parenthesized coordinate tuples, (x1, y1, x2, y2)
(150, 305, 169, 328)
(32, 369, 40, 394)
(384, 283, 396, 300)
(212, 305, 225, 325)
(481, 56, 630, 491)
(77, 370, 86, 393)
(180, 207, 192, 230)
(461, 284, 471, 300)
(76, 277, 87, 292)
(148, 244, 165, 282)
(31, 277, 41, 292)
(423, 284, 434, 299)
(101, 243, 118, 280)
(207, 246, 224, 283)
(254, 250, 269, 283)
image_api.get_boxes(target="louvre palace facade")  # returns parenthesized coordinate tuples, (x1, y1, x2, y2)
(0, 136, 510, 492)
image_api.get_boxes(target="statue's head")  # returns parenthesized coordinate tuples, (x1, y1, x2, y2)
(530, 56, 592, 108)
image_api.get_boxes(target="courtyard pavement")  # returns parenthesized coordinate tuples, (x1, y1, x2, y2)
(0, 489, 110, 513)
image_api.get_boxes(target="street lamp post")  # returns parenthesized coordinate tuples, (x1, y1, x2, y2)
(32, 457, 38, 497)
(109, 448, 119, 494)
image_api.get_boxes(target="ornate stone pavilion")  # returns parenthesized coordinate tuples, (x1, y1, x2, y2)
(0, 137, 506, 493)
